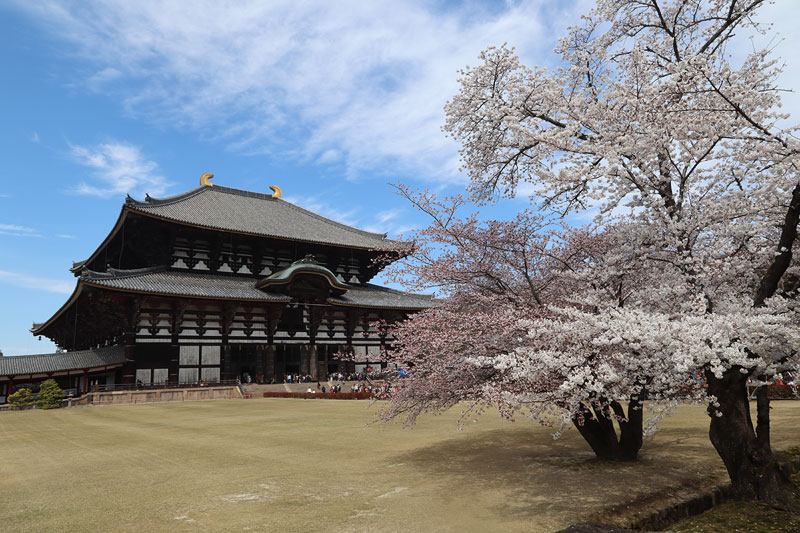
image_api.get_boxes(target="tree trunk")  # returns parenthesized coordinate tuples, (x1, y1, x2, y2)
(706, 367, 799, 511)
(709, 179, 800, 508)
(572, 397, 643, 461)
(615, 396, 643, 461)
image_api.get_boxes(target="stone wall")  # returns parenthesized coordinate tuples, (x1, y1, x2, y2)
(88, 386, 239, 405)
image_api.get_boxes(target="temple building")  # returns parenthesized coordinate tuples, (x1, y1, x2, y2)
(0, 176, 432, 402)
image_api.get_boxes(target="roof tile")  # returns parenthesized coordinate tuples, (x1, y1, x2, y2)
(0, 346, 128, 377)
(82, 268, 434, 309)
(126, 185, 403, 250)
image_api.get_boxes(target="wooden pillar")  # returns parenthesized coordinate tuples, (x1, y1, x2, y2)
(167, 345, 179, 385)
(220, 304, 235, 347)
(82, 370, 89, 395)
(221, 344, 233, 381)
(265, 345, 276, 382)
(309, 345, 318, 381)
(169, 301, 186, 345)
(255, 344, 265, 377)
(122, 296, 141, 385)
(275, 345, 286, 381)
(265, 304, 283, 346)
(122, 345, 136, 385)
(300, 345, 310, 376)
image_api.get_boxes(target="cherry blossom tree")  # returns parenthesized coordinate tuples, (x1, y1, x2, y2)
(376, 187, 699, 461)
(442, 0, 800, 507)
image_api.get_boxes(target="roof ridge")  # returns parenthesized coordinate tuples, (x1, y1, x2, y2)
(126, 186, 207, 207)
(1, 346, 123, 359)
(132, 183, 394, 241)
(134, 184, 280, 205)
(82, 265, 169, 280)
(70, 259, 88, 275)
(211, 185, 391, 240)
(212, 184, 279, 201)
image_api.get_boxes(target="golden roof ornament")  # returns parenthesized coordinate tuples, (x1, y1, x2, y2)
(200, 172, 214, 187)
(269, 185, 282, 199)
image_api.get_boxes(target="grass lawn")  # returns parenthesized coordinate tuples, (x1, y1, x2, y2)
(1, 399, 800, 533)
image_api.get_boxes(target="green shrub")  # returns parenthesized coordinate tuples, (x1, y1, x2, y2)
(37, 379, 65, 409)
(8, 388, 34, 408)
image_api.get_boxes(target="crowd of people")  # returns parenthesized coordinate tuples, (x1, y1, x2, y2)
(307, 383, 345, 393)
(240, 368, 409, 387)
(326, 371, 371, 382)
(349, 382, 393, 394)
(302, 382, 395, 394)
(285, 374, 315, 384)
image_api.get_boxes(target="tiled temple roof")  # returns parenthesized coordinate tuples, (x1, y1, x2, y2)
(125, 185, 403, 250)
(33, 268, 433, 338)
(0, 346, 128, 377)
(81, 267, 290, 301)
(328, 283, 436, 310)
(81, 268, 434, 309)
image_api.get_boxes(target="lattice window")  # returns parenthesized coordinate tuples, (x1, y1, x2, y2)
(135, 369, 152, 385)
(178, 368, 198, 384)
(202, 346, 220, 365)
(153, 368, 168, 385)
(179, 345, 199, 365)
(179, 345, 220, 384)
(201, 367, 220, 382)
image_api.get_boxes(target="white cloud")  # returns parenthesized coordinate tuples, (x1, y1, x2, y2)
(10, 0, 591, 183)
(87, 66, 123, 89)
(0, 223, 40, 237)
(317, 149, 341, 164)
(375, 208, 403, 224)
(31, 131, 40, 143)
(57, 234, 76, 239)
(0, 270, 73, 294)
(70, 141, 170, 197)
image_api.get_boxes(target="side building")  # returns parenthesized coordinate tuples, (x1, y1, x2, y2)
(1, 178, 432, 401)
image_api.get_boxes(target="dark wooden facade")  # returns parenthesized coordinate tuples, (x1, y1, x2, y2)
(31, 182, 432, 386)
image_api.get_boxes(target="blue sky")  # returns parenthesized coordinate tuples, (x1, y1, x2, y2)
(1, 0, 799, 356)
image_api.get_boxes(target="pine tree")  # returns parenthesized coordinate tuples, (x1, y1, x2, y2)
(37, 379, 65, 409)
(8, 388, 34, 408)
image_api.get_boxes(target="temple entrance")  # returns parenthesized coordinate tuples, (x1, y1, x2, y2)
(281, 344, 301, 376)
(226, 344, 271, 383)
(281, 344, 308, 375)
(223, 344, 351, 382)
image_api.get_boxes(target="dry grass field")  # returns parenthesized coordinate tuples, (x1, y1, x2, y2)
(1, 398, 800, 532)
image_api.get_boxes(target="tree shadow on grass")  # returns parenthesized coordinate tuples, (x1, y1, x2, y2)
(390, 426, 728, 523)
